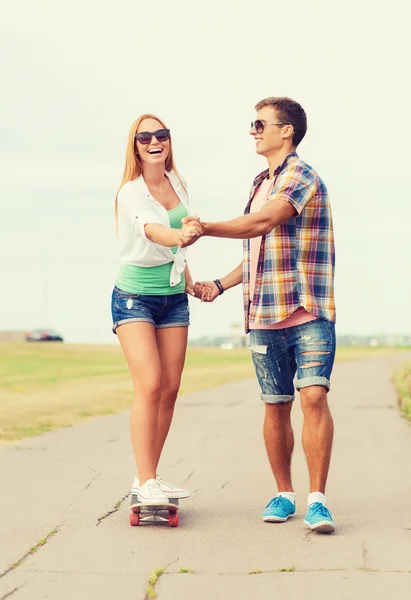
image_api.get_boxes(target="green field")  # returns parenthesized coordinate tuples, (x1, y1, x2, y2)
(394, 362, 411, 421)
(0, 342, 404, 442)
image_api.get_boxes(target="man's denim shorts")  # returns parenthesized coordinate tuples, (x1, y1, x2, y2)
(111, 286, 190, 333)
(249, 319, 336, 404)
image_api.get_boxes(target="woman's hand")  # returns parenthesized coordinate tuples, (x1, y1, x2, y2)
(186, 280, 209, 300)
(185, 280, 196, 297)
(190, 281, 219, 302)
(178, 217, 203, 248)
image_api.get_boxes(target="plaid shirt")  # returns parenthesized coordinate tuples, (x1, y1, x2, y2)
(243, 152, 336, 332)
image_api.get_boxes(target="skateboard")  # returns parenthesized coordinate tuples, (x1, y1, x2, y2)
(129, 496, 180, 527)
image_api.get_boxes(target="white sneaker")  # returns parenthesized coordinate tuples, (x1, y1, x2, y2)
(135, 478, 169, 505)
(156, 475, 191, 499)
(131, 475, 190, 499)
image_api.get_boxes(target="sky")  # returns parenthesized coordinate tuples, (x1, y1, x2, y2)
(1, 0, 410, 344)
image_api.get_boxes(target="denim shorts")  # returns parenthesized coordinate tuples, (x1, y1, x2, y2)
(111, 286, 190, 333)
(249, 319, 336, 404)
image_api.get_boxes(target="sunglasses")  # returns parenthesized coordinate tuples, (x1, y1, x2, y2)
(134, 129, 171, 145)
(250, 120, 289, 133)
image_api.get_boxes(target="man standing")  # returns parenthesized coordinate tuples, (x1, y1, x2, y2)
(185, 97, 336, 533)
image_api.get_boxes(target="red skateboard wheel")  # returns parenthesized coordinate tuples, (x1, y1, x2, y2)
(168, 512, 178, 527)
(130, 512, 140, 526)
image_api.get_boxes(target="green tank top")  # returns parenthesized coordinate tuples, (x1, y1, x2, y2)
(116, 202, 188, 295)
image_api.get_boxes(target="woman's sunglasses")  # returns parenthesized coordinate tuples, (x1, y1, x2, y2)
(135, 129, 170, 145)
(250, 120, 289, 133)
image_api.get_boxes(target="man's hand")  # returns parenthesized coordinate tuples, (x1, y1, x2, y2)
(186, 280, 210, 301)
(181, 216, 202, 226)
(177, 219, 203, 248)
(193, 281, 220, 303)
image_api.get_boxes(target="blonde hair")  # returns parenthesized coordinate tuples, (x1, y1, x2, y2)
(115, 114, 183, 228)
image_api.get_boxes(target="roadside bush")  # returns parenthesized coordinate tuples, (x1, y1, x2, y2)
(394, 362, 411, 420)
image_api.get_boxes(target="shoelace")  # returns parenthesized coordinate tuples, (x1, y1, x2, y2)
(266, 496, 290, 510)
(157, 476, 177, 489)
(309, 502, 331, 518)
(146, 482, 162, 496)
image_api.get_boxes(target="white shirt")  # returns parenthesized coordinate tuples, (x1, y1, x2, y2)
(117, 171, 189, 287)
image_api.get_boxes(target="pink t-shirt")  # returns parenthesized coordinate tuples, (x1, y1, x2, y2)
(249, 178, 317, 330)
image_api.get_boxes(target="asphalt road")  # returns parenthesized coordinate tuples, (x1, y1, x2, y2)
(1, 353, 410, 599)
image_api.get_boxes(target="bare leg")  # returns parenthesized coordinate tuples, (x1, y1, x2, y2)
(300, 386, 334, 493)
(154, 326, 188, 468)
(264, 401, 294, 492)
(116, 322, 161, 485)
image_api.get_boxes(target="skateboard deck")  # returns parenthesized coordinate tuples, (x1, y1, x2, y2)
(129, 495, 180, 527)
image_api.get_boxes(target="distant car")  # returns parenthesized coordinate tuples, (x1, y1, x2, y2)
(25, 328, 64, 342)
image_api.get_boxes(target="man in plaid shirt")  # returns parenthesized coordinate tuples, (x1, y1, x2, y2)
(183, 97, 337, 533)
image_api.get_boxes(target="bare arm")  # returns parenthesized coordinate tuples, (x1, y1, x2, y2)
(194, 262, 243, 302)
(185, 263, 194, 286)
(145, 222, 202, 247)
(219, 262, 243, 291)
(199, 198, 296, 239)
(185, 263, 196, 296)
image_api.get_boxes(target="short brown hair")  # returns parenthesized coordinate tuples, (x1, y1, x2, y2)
(255, 97, 307, 146)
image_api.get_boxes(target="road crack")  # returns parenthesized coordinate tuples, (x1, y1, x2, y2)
(1, 588, 20, 600)
(361, 540, 370, 571)
(302, 530, 313, 544)
(183, 471, 194, 484)
(96, 492, 130, 526)
(81, 472, 101, 492)
(0, 527, 60, 579)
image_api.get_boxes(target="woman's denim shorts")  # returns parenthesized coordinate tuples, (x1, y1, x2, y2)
(111, 286, 190, 333)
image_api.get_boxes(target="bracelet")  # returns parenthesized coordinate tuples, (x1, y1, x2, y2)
(213, 279, 224, 295)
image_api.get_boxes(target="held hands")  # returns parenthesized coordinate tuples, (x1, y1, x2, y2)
(186, 279, 209, 300)
(180, 214, 220, 302)
(185, 281, 196, 297)
(192, 280, 220, 303)
(178, 216, 204, 248)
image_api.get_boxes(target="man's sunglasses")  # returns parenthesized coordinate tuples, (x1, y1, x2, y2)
(250, 120, 289, 133)
(135, 129, 171, 145)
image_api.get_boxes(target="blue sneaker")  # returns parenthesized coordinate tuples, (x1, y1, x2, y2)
(304, 502, 335, 533)
(262, 496, 296, 522)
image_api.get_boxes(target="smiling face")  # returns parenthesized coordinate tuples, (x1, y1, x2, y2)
(135, 117, 170, 166)
(249, 106, 294, 157)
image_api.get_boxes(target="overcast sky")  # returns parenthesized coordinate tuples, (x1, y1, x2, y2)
(1, 0, 410, 343)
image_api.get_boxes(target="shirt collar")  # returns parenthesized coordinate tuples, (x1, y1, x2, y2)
(252, 151, 299, 188)
(137, 170, 188, 207)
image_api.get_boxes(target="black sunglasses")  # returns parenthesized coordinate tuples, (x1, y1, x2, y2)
(135, 129, 170, 145)
(251, 120, 289, 133)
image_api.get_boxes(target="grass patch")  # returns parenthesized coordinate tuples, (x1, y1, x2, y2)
(96, 493, 129, 526)
(0, 342, 405, 442)
(249, 569, 263, 575)
(0, 343, 256, 442)
(249, 565, 296, 574)
(278, 565, 296, 572)
(146, 568, 164, 599)
(4, 528, 59, 576)
(179, 568, 194, 573)
(394, 362, 411, 421)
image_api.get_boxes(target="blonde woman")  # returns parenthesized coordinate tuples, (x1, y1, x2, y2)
(112, 114, 201, 506)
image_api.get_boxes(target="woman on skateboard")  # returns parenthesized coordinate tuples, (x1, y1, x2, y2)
(112, 114, 201, 506)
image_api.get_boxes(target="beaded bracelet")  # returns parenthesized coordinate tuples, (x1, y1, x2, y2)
(213, 279, 224, 295)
